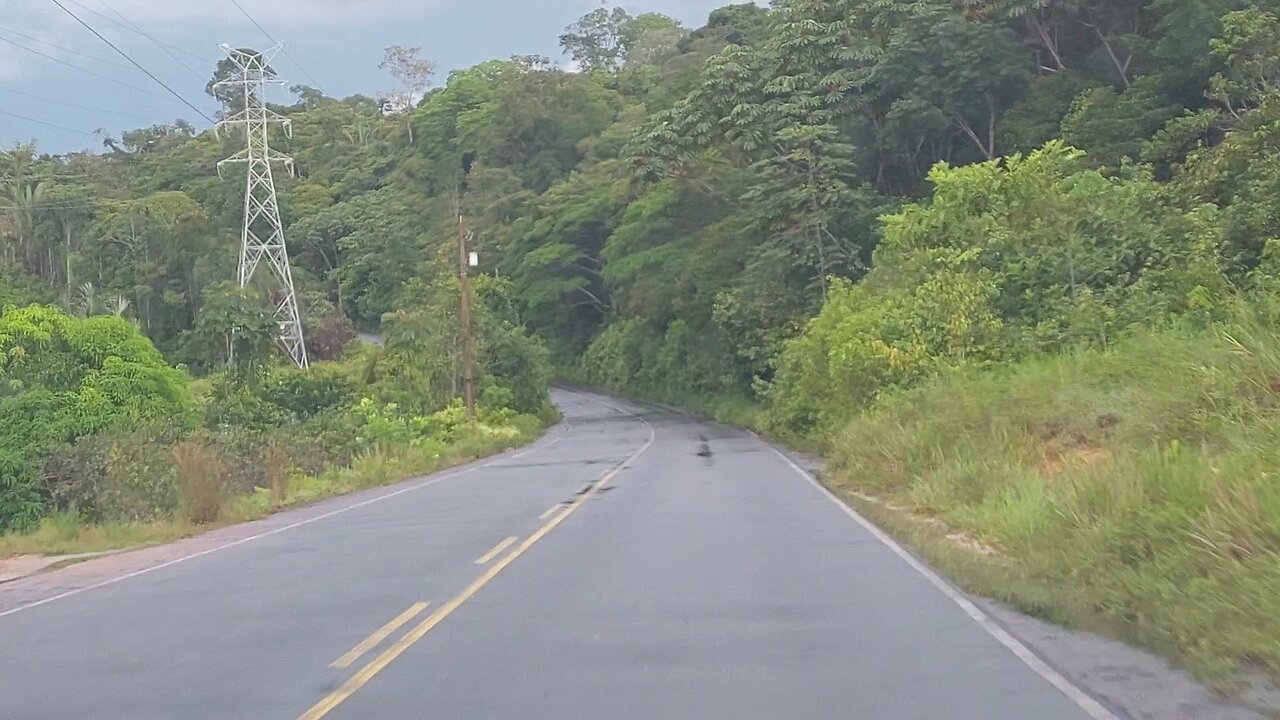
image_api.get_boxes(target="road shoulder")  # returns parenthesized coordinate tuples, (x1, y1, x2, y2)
(764, 437, 1280, 720)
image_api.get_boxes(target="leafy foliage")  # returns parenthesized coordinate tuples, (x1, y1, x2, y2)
(0, 306, 191, 528)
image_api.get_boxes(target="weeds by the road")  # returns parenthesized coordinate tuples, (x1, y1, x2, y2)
(0, 415, 545, 559)
(174, 440, 225, 525)
(825, 320, 1280, 688)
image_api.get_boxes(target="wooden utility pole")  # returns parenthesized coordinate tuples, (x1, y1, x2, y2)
(458, 213, 477, 421)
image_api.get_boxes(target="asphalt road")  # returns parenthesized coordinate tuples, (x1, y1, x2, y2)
(0, 389, 1116, 720)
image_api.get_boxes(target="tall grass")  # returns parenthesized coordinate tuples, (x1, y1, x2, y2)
(174, 441, 224, 525)
(826, 319, 1280, 685)
(0, 414, 546, 558)
(262, 441, 289, 507)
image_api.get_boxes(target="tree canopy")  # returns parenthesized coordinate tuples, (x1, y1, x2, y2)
(5, 0, 1280, 476)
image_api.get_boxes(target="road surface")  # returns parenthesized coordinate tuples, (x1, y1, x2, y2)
(0, 389, 1116, 720)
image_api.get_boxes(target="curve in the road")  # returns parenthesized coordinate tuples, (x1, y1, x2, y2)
(0, 389, 1126, 720)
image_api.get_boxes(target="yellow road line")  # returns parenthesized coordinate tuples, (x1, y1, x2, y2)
(297, 417, 656, 720)
(329, 602, 430, 669)
(538, 504, 563, 520)
(474, 536, 518, 565)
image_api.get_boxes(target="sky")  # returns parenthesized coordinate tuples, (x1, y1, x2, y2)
(0, 0, 736, 154)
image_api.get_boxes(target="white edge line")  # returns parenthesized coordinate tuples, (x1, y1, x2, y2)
(0, 414, 573, 620)
(761, 440, 1121, 720)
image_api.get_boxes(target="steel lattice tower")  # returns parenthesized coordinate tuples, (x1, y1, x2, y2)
(216, 44, 308, 368)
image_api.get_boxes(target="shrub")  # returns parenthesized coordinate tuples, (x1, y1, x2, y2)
(0, 453, 43, 532)
(201, 373, 289, 430)
(40, 423, 181, 523)
(0, 270, 54, 307)
(263, 440, 289, 505)
(256, 366, 356, 421)
(283, 406, 364, 475)
(195, 428, 266, 496)
(421, 402, 470, 444)
(306, 312, 357, 361)
(0, 306, 191, 530)
(353, 398, 415, 449)
(174, 440, 224, 525)
(767, 143, 1233, 434)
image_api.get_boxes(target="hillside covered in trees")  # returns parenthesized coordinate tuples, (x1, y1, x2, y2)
(6, 0, 1280, 690)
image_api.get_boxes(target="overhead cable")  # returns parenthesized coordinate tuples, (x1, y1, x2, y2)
(94, 0, 208, 81)
(47, 0, 215, 123)
(0, 108, 98, 137)
(228, 0, 326, 92)
(0, 85, 152, 122)
(0, 34, 174, 101)
(62, 0, 213, 63)
(0, 26, 129, 70)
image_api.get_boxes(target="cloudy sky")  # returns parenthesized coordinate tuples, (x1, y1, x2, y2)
(0, 0, 734, 153)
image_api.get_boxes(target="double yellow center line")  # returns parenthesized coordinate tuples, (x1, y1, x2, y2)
(297, 416, 655, 720)
(330, 602, 430, 670)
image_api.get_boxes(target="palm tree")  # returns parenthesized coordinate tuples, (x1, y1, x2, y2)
(0, 178, 47, 272)
(75, 281, 97, 317)
(107, 295, 131, 318)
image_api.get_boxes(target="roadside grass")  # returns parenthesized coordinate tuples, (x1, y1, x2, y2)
(0, 415, 546, 559)
(824, 320, 1280, 689)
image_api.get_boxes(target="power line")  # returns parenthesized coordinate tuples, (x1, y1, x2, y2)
(0, 26, 130, 70)
(60, 0, 214, 64)
(0, 108, 97, 137)
(227, 0, 326, 92)
(48, 0, 215, 123)
(0, 85, 152, 122)
(0, 34, 174, 101)
(93, 0, 208, 81)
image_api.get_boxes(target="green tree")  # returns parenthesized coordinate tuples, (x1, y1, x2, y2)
(621, 13, 686, 67)
(0, 305, 191, 529)
(561, 7, 632, 72)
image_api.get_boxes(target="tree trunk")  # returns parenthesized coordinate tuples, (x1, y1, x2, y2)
(64, 225, 73, 302)
(1090, 25, 1132, 89)
(1027, 13, 1065, 72)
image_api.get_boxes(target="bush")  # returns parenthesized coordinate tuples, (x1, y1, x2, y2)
(0, 270, 54, 307)
(767, 143, 1233, 435)
(256, 366, 356, 421)
(40, 423, 181, 523)
(263, 440, 289, 506)
(174, 440, 224, 525)
(282, 406, 364, 475)
(201, 373, 289, 430)
(478, 321, 552, 414)
(0, 453, 43, 532)
(195, 427, 267, 496)
(0, 306, 192, 530)
(306, 312, 357, 361)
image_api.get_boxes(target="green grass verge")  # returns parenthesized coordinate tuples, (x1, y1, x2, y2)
(823, 322, 1280, 690)
(0, 415, 547, 559)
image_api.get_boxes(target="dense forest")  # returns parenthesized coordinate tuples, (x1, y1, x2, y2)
(6, 0, 1280, 688)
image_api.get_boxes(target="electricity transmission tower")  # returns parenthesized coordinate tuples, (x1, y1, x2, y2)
(215, 44, 308, 368)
